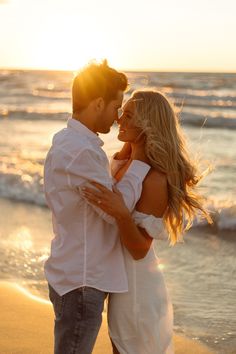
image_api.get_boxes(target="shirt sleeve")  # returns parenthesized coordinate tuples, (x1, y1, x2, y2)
(109, 153, 151, 210)
(66, 148, 151, 224)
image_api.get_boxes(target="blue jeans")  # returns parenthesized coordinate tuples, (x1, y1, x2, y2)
(48, 284, 108, 354)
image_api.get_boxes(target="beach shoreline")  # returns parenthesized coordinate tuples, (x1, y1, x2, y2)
(1, 196, 236, 353)
(0, 281, 215, 354)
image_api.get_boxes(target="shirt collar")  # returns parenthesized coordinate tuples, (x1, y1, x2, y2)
(67, 118, 104, 146)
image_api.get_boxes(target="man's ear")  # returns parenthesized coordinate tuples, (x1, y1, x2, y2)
(94, 97, 105, 113)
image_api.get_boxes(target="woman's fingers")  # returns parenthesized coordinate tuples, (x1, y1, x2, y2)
(82, 188, 109, 206)
(81, 187, 103, 199)
(82, 190, 98, 202)
(83, 191, 104, 206)
(83, 192, 111, 213)
(80, 183, 123, 218)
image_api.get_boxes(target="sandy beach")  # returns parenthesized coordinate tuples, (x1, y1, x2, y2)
(0, 281, 215, 354)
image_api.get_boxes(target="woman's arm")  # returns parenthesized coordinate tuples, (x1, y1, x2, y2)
(82, 170, 168, 260)
(116, 170, 168, 259)
(116, 213, 153, 260)
(82, 182, 152, 260)
(114, 142, 132, 160)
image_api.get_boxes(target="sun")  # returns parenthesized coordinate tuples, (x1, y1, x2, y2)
(28, 12, 117, 71)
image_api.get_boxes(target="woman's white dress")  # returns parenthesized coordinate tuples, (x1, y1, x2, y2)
(108, 158, 174, 354)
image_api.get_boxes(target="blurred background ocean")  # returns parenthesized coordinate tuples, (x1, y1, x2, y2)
(0, 69, 235, 353)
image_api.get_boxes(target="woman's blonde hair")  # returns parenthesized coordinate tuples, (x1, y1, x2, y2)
(131, 90, 212, 244)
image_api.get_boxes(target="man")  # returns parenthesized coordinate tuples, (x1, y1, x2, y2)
(44, 60, 150, 354)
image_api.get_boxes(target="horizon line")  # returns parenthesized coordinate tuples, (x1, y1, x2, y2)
(1, 66, 236, 75)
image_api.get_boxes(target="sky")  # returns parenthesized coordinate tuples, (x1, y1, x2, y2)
(0, 0, 235, 72)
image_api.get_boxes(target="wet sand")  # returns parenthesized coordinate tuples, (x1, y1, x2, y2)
(0, 281, 215, 354)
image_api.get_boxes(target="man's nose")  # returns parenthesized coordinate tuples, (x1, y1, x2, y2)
(116, 113, 124, 125)
(116, 116, 121, 125)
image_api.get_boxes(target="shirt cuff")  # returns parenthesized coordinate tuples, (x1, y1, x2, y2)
(126, 160, 151, 180)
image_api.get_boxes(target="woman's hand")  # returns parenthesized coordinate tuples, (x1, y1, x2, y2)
(81, 181, 131, 221)
(115, 142, 131, 160)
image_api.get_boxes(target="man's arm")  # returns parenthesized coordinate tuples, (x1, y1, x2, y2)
(67, 148, 150, 224)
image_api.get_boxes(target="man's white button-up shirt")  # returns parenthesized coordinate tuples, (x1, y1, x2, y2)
(44, 118, 150, 296)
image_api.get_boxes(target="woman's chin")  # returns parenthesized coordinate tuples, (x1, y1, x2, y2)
(117, 134, 130, 143)
(117, 133, 127, 142)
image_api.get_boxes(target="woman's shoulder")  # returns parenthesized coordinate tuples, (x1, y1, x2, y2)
(144, 168, 167, 187)
(142, 168, 168, 196)
(136, 168, 168, 217)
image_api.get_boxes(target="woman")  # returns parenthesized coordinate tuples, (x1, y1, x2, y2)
(82, 90, 212, 354)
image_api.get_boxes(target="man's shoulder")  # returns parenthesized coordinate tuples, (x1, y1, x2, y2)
(52, 128, 88, 153)
(51, 128, 104, 161)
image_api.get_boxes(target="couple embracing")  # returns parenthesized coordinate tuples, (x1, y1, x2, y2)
(44, 60, 210, 354)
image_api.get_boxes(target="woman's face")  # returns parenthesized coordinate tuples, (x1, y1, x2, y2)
(117, 100, 142, 142)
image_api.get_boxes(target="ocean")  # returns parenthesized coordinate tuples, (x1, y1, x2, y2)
(0, 69, 236, 353)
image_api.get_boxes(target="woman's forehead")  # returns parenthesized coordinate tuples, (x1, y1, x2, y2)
(122, 99, 135, 112)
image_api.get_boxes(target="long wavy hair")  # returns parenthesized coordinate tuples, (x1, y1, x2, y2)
(131, 90, 212, 244)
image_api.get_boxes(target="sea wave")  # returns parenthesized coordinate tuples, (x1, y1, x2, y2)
(0, 171, 46, 206)
(195, 200, 236, 232)
(172, 94, 236, 109)
(146, 72, 236, 91)
(32, 88, 70, 99)
(0, 90, 70, 100)
(181, 113, 236, 129)
(0, 109, 69, 121)
(1, 109, 236, 129)
(0, 170, 235, 231)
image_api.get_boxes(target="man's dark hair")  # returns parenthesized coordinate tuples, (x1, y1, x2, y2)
(72, 60, 128, 114)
